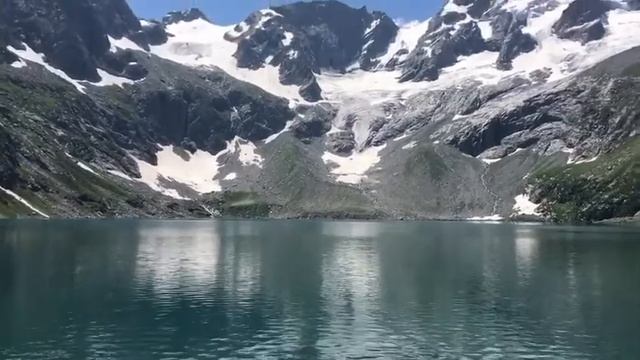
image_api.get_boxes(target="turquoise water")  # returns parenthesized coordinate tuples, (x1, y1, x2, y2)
(0, 220, 639, 359)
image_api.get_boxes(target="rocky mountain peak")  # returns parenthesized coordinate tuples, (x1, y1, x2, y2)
(0, 0, 166, 83)
(163, 8, 210, 25)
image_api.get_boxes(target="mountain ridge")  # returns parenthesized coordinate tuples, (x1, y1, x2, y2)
(0, 0, 639, 223)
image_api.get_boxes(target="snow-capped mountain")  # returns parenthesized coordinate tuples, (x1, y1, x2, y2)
(0, 0, 639, 222)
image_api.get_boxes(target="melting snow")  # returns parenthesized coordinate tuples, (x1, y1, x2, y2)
(77, 162, 98, 175)
(8, 43, 136, 90)
(10, 59, 26, 68)
(108, 36, 145, 53)
(108, 169, 134, 180)
(282, 31, 294, 46)
(66, 153, 99, 175)
(224, 173, 238, 181)
(402, 141, 417, 150)
(513, 194, 541, 216)
(568, 155, 599, 165)
(0, 186, 49, 218)
(481, 157, 502, 164)
(443, 0, 470, 13)
(95, 69, 134, 87)
(322, 145, 386, 184)
(477, 21, 493, 39)
(365, 19, 381, 37)
(133, 145, 229, 199)
(230, 137, 263, 167)
(375, 19, 431, 68)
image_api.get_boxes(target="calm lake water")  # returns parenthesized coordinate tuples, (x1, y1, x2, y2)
(0, 220, 639, 359)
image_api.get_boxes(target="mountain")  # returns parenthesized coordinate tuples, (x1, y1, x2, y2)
(0, 0, 638, 223)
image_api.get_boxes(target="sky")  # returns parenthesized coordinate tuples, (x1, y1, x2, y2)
(129, 0, 442, 25)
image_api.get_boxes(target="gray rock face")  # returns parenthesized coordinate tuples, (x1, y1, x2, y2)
(291, 105, 336, 140)
(162, 8, 209, 24)
(553, 0, 610, 43)
(400, 22, 486, 82)
(134, 57, 295, 154)
(0, 124, 19, 188)
(496, 27, 537, 70)
(231, 0, 398, 101)
(484, 11, 538, 70)
(627, 0, 640, 10)
(0, 0, 162, 83)
(442, 49, 640, 160)
(326, 131, 356, 154)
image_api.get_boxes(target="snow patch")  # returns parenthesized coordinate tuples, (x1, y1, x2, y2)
(66, 153, 99, 175)
(230, 137, 263, 167)
(402, 141, 417, 150)
(443, 0, 470, 13)
(393, 133, 410, 142)
(568, 155, 599, 165)
(513, 194, 541, 216)
(108, 169, 134, 180)
(322, 145, 386, 184)
(10, 59, 27, 68)
(477, 20, 493, 39)
(481, 157, 502, 164)
(133, 145, 230, 199)
(0, 186, 49, 218)
(109, 36, 145, 53)
(282, 31, 294, 46)
(375, 19, 431, 68)
(467, 214, 504, 222)
(365, 19, 381, 37)
(94, 69, 135, 88)
(7, 44, 86, 93)
(77, 162, 98, 175)
(224, 173, 237, 181)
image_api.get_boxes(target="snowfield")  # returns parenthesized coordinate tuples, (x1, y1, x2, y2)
(322, 145, 387, 184)
(148, 18, 305, 106)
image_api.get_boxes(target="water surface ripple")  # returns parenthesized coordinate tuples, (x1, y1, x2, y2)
(0, 220, 639, 359)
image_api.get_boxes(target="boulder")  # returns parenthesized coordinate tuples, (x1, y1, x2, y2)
(553, 0, 610, 43)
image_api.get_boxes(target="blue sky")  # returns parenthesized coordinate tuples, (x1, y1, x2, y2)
(129, 0, 441, 25)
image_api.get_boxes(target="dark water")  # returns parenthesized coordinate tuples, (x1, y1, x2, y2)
(0, 220, 639, 359)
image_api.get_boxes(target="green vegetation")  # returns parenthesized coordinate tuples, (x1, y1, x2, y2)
(404, 146, 450, 182)
(213, 191, 273, 218)
(530, 137, 640, 223)
(0, 192, 26, 218)
(623, 63, 640, 77)
(263, 139, 379, 218)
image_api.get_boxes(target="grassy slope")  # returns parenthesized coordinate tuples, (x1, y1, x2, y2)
(261, 138, 379, 218)
(530, 137, 640, 223)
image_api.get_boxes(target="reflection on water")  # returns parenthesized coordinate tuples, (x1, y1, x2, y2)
(0, 220, 639, 359)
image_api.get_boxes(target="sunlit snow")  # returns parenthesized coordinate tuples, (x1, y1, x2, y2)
(149, 18, 304, 105)
(322, 145, 386, 184)
(7, 44, 87, 93)
(513, 194, 541, 216)
(133, 145, 229, 199)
